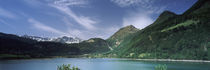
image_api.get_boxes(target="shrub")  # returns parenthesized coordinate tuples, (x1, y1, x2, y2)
(155, 64, 167, 70)
(57, 64, 80, 70)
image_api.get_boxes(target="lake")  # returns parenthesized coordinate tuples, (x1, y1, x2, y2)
(0, 58, 210, 70)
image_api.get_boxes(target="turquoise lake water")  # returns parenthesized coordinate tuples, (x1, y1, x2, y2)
(0, 58, 210, 70)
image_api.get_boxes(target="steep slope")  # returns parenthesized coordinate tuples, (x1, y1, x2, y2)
(183, 0, 210, 15)
(108, 0, 210, 60)
(77, 38, 110, 54)
(153, 11, 177, 25)
(107, 25, 139, 48)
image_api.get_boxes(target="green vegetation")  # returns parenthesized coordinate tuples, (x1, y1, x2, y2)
(107, 25, 139, 48)
(1, 0, 210, 60)
(0, 32, 109, 59)
(57, 64, 80, 70)
(155, 64, 167, 70)
(0, 54, 30, 59)
(106, 0, 210, 60)
(161, 20, 199, 32)
(76, 38, 110, 54)
(138, 53, 151, 58)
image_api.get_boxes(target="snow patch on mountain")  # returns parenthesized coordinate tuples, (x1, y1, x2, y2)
(22, 35, 82, 44)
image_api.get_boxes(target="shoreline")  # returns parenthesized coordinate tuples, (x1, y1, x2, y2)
(2, 56, 210, 63)
(120, 58, 210, 63)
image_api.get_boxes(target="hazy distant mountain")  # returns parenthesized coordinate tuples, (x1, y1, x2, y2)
(22, 35, 53, 41)
(22, 35, 82, 44)
(53, 36, 82, 44)
(0, 32, 81, 59)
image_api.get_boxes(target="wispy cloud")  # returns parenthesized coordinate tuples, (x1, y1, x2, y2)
(0, 8, 17, 19)
(111, 0, 166, 29)
(54, 0, 88, 7)
(110, 0, 154, 7)
(28, 18, 66, 35)
(110, 0, 166, 14)
(123, 13, 154, 29)
(50, 0, 97, 30)
(67, 26, 120, 39)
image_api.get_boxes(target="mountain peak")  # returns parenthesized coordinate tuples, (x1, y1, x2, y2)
(109, 25, 139, 39)
(159, 10, 176, 18)
(183, 0, 210, 15)
(160, 11, 176, 17)
(122, 25, 137, 30)
(153, 11, 177, 24)
(107, 25, 139, 47)
(119, 25, 138, 31)
(125, 25, 135, 28)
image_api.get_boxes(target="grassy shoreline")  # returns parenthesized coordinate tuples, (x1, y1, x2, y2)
(124, 58, 210, 63)
(2, 55, 210, 63)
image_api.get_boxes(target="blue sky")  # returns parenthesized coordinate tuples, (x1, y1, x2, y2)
(0, 0, 197, 40)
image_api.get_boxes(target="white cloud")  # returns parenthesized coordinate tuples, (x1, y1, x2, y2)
(101, 26, 120, 39)
(66, 26, 120, 40)
(0, 8, 16, 19)
(111, 0, 154, 7)
(112, 0, 166, 29)
(28, 18, 66, 35)
(123, 12, 154, 29)
(62, 17, 74, 26)
(22, 0, 100, 39)
(68, 29, 84, 38)
(54, 0, 88, 7)
(50, 0, 97, 30)
(111, 0, 166, 14)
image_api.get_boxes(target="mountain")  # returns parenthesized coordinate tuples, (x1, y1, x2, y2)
(152, 11, 177, 25)
(0, 32, 81, 59)
(107, 25, 139, 48)
(22, 35, 53, 41)
(107, 0, 210, 60)
(22, 35, 82, 44)
(1, 0, 209, 60)
(53, 36, 82, 44)
(183, 0, 210, 15)
(0, 32, 109, 59)
(77, 38, 111, 54)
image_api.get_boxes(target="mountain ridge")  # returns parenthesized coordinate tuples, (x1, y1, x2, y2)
(106, 0, 210, 60)
(107, 25, 139, 48)
(1, 0, 210, 60)
(22, 35, 82, 44)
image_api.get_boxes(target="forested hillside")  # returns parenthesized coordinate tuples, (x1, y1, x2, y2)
(0, 32, 109, 59)
(107, 25, 139, 48)
(106, 0, 210, 60)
